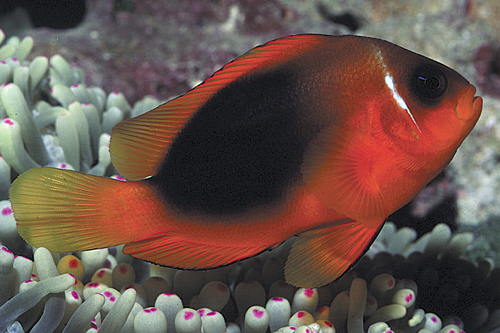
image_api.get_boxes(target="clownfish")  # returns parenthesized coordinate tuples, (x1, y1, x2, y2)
(9, 35, 482, 288)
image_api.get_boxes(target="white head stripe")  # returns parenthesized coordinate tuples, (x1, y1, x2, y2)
(384, 73, 422, 133)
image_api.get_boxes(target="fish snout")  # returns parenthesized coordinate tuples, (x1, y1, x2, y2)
(455, 84, 483, 121)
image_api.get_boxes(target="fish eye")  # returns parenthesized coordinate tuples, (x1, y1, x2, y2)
(410, 64, 447, 102)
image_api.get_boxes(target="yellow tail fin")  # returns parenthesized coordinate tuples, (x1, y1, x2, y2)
(9, 167, 166, 252)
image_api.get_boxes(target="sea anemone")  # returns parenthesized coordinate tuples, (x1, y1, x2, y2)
(1, 220, 499, 332)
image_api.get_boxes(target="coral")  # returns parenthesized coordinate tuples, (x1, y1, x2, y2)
(11, 0, 299, 104)
(474, 42, 500, 98)
(0, 29, 161, 201)
(450, 94, 500, 257)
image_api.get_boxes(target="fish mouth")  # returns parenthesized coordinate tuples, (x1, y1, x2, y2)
(455, 84, 483, 121)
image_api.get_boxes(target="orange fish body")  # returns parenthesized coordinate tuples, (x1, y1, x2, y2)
(9, 35, 482, 287)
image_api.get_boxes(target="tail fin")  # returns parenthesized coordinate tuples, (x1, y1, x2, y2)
(9, 167, 166, 252)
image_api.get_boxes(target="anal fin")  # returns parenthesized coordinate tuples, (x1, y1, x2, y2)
(124, 233, 274, 269)
(285, 220, 383, 288)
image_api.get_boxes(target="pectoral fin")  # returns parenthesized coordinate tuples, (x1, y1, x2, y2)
(285, 220, 383, 288)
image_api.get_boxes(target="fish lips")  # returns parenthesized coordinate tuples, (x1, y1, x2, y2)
(455, 84, 483, 122)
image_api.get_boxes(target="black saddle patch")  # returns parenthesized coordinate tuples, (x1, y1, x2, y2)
(150, 68, 308, 216)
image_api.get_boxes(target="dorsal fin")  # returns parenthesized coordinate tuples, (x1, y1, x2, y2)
(110, 35, 322, 180)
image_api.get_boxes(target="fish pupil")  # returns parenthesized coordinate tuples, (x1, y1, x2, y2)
(411, 64, 447, 102)
(417, 75, 440, 90)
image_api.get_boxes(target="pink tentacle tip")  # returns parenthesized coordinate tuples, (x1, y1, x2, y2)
(1, 247, 12, 254)
(69, 259, 79, 268)
(3, 118, 14, 126)
(1, 207, 12, 216)
(325, 321, 333, 328)
(387, 280, 394, 287)
(304, 289, 314, 297)
(144, 308, 157, 313)
(104, 291, 113, 297)
(405, 293, 413, 303)
(198, 309, 206, 316)
(163, 293, 175, 296)
(184, 312, 194, 320)
(87, 282, 99, 288)
(297, 311, 305, 318)
(119, 265, 128, 274)
(97, 270, 106, 278)
(71, 291, 79, 300)
(207, 312, 217, 316)
(253, 309, 264, 318)
(72, 84, 79, 88)
(60, 163, 68, 169)
(272, 297, 283, 302)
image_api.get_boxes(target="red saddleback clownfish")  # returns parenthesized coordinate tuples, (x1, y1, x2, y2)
(9, 35, 482, 287)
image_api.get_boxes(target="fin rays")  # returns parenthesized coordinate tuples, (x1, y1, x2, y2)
(301, 124, 389, 227)
(125, 233, 272, 269)
(110, 35, 319, 180)
(285, 220, 381, 288)
(9, 167, 163, 252)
